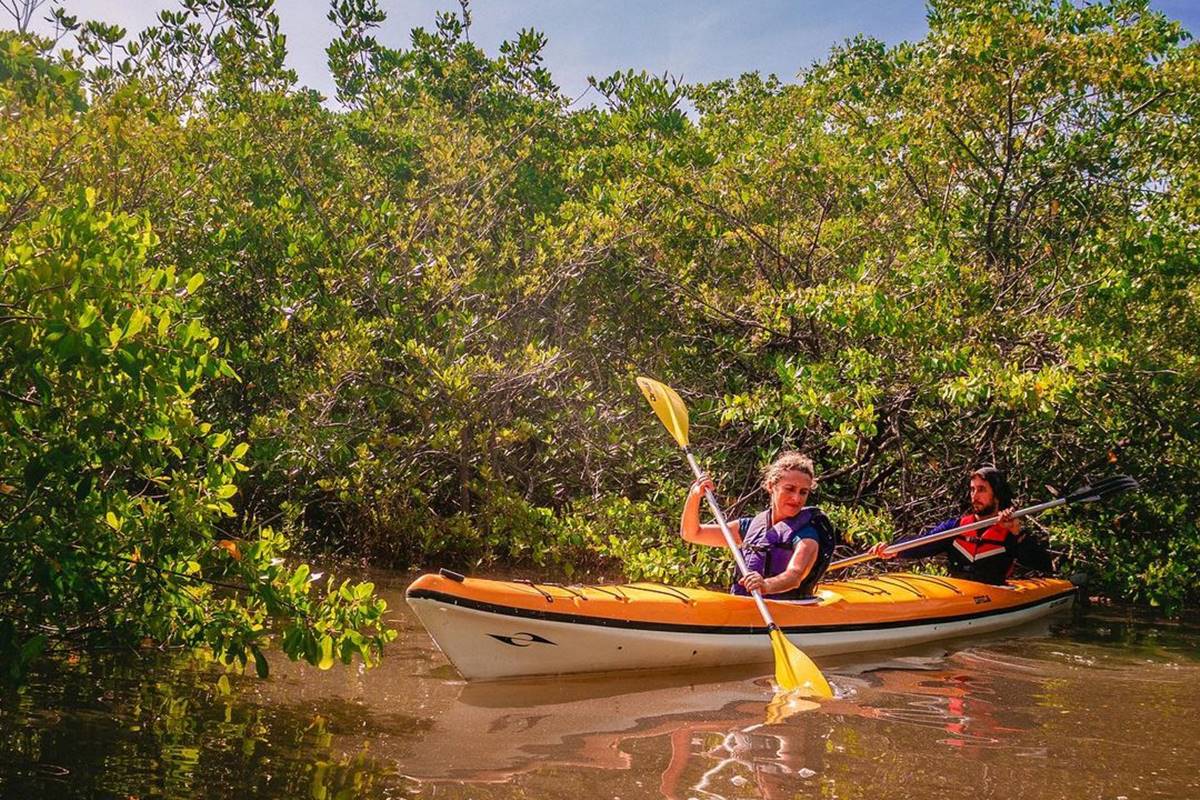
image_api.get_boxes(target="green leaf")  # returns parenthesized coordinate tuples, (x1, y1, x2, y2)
(74, 474, 94, 503)
(105, 511, 121, 531)
(289, 564, 310, 591)
(125, 308, 148, 339)
(19, 635, 47, 662)
(181, 319, 203, 344)
(252, 646, 269, 679)
(186, 273, 205, 295)
(77, 306, 98, 330)
(217, 360, 240, 381)
(318, 635, 334, 670)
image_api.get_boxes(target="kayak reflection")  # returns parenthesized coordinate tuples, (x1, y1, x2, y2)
(400, 666, 774, 783)
(397, 653, 1041, 796)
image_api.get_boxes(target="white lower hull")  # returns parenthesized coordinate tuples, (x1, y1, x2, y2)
(407, 591, 1074, 681)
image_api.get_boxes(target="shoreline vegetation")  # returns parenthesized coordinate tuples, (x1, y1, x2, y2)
(2, 0, 1198, 679)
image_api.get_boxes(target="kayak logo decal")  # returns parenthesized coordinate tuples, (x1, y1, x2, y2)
(489, 631, 557, 647)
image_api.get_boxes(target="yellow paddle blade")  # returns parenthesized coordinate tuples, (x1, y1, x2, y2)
(764, 691, 821, 724)
(636, 376, 689, 448)
(770, 627, 833, 699)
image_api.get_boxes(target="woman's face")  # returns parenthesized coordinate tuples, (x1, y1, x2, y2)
(769, 470, 813, 519)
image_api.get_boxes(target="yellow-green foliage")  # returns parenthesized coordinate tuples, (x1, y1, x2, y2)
(2, 0, 1199, 658)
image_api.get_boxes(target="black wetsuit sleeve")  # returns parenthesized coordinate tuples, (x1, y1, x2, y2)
(890, 517, 958, 560)
(1013, 533, 1054, 572)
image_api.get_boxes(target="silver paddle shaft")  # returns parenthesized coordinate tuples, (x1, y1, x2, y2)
(828, 495, 1070, 572)
(685, 450, 781, 629)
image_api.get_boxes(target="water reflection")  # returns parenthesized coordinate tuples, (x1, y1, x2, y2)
(408, 669, 769, 783)
(395, 659, 1047, 798)
(406, 670, 834, 799)
(669, 718, 826, 800)
(391, 611, 1200, 800)
(0, 648, 434, 799)
(2, 579, 1199, 800)
(851, 666, 1043, 753)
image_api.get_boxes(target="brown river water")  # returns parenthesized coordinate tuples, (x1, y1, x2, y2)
(2, 568, 1198, 800)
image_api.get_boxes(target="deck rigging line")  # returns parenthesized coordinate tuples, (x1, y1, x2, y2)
(587, 584, 630, 602)
(824, 579, 890, 596)
(543, 582, 588, 600)
(620, 583, 694, 604)
(895, 574, 964, 594)
(512, 579, 556, 602)
(872, 575, 929, 598)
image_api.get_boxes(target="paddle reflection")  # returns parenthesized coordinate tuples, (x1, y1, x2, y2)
(664, 721, 828, 800)
(399, 658, 1041, 797)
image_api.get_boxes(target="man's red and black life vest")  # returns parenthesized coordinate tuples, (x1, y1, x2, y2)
(945, 513, 1020, 584)
(952, 513, 1015, 561)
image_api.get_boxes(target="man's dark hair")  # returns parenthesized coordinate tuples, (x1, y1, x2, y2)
(971, 465, 1013, 510)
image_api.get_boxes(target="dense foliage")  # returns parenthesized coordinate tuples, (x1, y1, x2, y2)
(0, 6, 395, 679)
(2, 0, 1197, 678)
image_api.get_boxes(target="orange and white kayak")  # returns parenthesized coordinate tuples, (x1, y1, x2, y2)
(405, 571, 1076, 681)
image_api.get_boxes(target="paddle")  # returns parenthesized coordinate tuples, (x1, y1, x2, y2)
(636, 376, 833, 699)
(827, 474, 1139, 572)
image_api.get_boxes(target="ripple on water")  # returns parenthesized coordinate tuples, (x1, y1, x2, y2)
(2, 583, 1198, 800)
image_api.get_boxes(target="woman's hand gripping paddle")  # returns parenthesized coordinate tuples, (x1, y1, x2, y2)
(636, 376, 833, 699)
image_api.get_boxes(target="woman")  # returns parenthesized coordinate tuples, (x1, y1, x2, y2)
(679, 451, 837, 599)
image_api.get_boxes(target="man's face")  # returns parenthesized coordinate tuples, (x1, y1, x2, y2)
(969, 475, 996, 514)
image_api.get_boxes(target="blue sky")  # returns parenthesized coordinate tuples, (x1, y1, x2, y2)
(22, 1, 1200, 106)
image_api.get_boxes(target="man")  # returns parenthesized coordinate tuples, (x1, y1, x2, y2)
(871, 466, 1051, 585)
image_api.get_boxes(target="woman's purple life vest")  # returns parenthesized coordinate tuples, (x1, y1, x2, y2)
(731, 507, 837, 600)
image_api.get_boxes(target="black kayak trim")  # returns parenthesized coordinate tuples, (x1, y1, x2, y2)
(406, 584, 1076, 637)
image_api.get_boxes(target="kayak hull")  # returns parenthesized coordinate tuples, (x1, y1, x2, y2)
(405, 573, 1076, 681)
